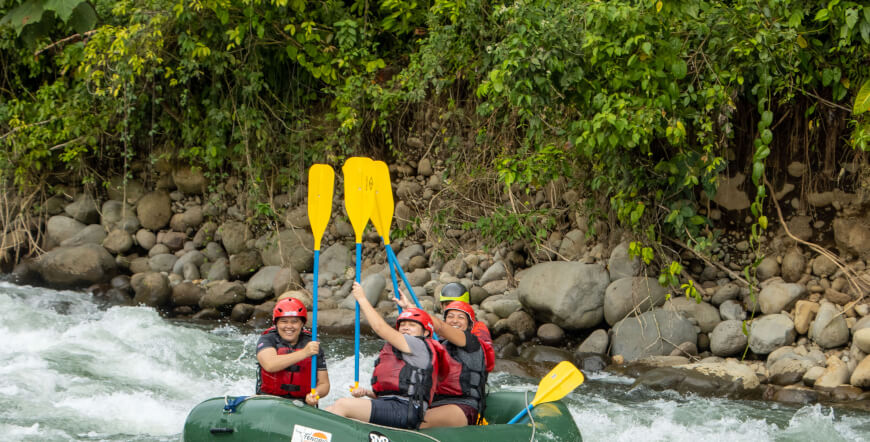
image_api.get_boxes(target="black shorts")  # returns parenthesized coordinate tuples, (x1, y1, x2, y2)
(369, 397, 425, 429)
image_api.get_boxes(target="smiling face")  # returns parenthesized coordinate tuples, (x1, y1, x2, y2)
(444, 310, 470, 331)
(397, 320, 428, 338)
(276, 316, 305, 344)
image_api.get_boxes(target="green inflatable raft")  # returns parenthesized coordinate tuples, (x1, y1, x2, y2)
(182, 391, 582, 441)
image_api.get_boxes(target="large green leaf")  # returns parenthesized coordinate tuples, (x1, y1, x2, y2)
(0, 0, 45, 35)
(854, 80, 870, 115)
(45, 0, 80, 22)
(68, 1, 96, 34)
(0, 0, 93, 36)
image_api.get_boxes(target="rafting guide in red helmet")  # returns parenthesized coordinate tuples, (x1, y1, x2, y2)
(256, 297, 330, 406)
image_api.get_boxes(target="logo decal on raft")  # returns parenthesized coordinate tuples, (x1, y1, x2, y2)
(290, 424, 332, 442)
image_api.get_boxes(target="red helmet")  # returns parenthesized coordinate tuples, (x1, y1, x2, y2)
(396, 308, 434, 336)
(273, 298, 307, 323)
(443, 301, 476, 324)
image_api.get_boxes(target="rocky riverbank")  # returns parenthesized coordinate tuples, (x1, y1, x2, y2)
(3, 159, 870, 412)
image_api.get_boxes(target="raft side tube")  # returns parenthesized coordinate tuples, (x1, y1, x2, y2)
(182, 391, 582, 442)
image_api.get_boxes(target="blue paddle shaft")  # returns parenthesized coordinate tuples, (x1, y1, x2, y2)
(507, 404, 534, 424)
(354, 243, 361, 385)
(385, 245, 437, 340)
(311, 250, 320, 393)
(384, 242, 402, 314)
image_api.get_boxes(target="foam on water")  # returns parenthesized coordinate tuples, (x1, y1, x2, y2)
(2, 281, 869, 441)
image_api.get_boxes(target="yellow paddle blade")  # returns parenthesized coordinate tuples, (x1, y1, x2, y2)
(342, 157, 374, 242)
(370, 160, 394, 245)
(530, 361, 585, 406)
(307, 164, 335, 251)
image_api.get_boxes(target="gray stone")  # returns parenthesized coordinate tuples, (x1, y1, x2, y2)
(229, 250, 262, 279)
(537, 323, 565, 346)
(101, 200, 140, 233)
(395, 244, 424, 269)
(479, 261, 507, 286)
(664, 296, 721, 333)
(200, 281, 246, 309)
(811, 255, 839, 277)
(45, 215, 86, 248)
(577, 329, 609, 354)
(246, 266, 282, 301)
(319, 243, 352, 275)
(833, 218, 870, 260)
(719, 299, 746, 321)
(219, 221, 251, 255)
(172, 166, 206, 194)
(148, 253, 178, 273)
(517, 262, 610, 330)
(781, 249, 806, 283)
(136, 191, 172, 230)
(756, 256, 780, 281)
(172, 281, 205, 306)
(131, 272, 171, 307)
(206, 258, 229, 281)
(36, 244, 116, 286)
(60, 224, 107, 247)
(102, 229, 133, 254)
(607, 241, 641, 280)
(558, 229, 587, 261)
(748, 314, 796, 355)
(135, 229, 156, 250)
(603, 277, 668, 325)
(611, 309, 698, 362)
(709, 320, 748, 357)
(758, 282, 806, 315)
(258, 229, 314, 272)
(711, 282, 741, 306)
(64, 193, 100, 224)
(172, 250, 205, 275)
(809, 301, 850, 349)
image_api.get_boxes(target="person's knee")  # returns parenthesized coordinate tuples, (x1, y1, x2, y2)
(326, 398, 349, 416)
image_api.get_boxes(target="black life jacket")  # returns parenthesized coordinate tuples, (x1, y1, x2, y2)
(256, 328, 313, 398)
(371, 336, 458, 405)
(433, 333, 488, 413)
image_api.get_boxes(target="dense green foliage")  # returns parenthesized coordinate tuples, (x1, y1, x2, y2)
(2, 1, 869, 282)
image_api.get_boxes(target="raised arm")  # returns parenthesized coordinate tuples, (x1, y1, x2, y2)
(352, 282, 411, 353)
(431, 315, 467, 347)
(394, 288, 467, 347)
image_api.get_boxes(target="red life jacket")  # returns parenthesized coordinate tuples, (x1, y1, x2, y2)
(256, 328, 313, 398)
(371, 336, 461, 405)
(433, 333, 488, 412)
(471, 321, 495, 372)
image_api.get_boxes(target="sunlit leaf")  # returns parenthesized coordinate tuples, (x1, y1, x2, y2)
(853, 80, 870, 114)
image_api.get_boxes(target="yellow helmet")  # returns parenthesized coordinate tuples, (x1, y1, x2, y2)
(439, 282, 469, 304)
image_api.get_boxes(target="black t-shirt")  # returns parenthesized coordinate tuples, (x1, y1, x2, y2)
(256, 330, 327, 370)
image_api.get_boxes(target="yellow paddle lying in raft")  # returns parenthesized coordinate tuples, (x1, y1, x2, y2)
(507, 361, 585, 424)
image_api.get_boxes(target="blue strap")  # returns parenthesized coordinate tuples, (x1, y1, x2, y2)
(223, 396, 249, 413)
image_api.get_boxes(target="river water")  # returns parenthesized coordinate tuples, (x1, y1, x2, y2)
(2, 280, 869, 441)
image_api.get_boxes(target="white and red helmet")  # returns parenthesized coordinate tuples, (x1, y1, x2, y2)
(396, 308, 434, 336)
